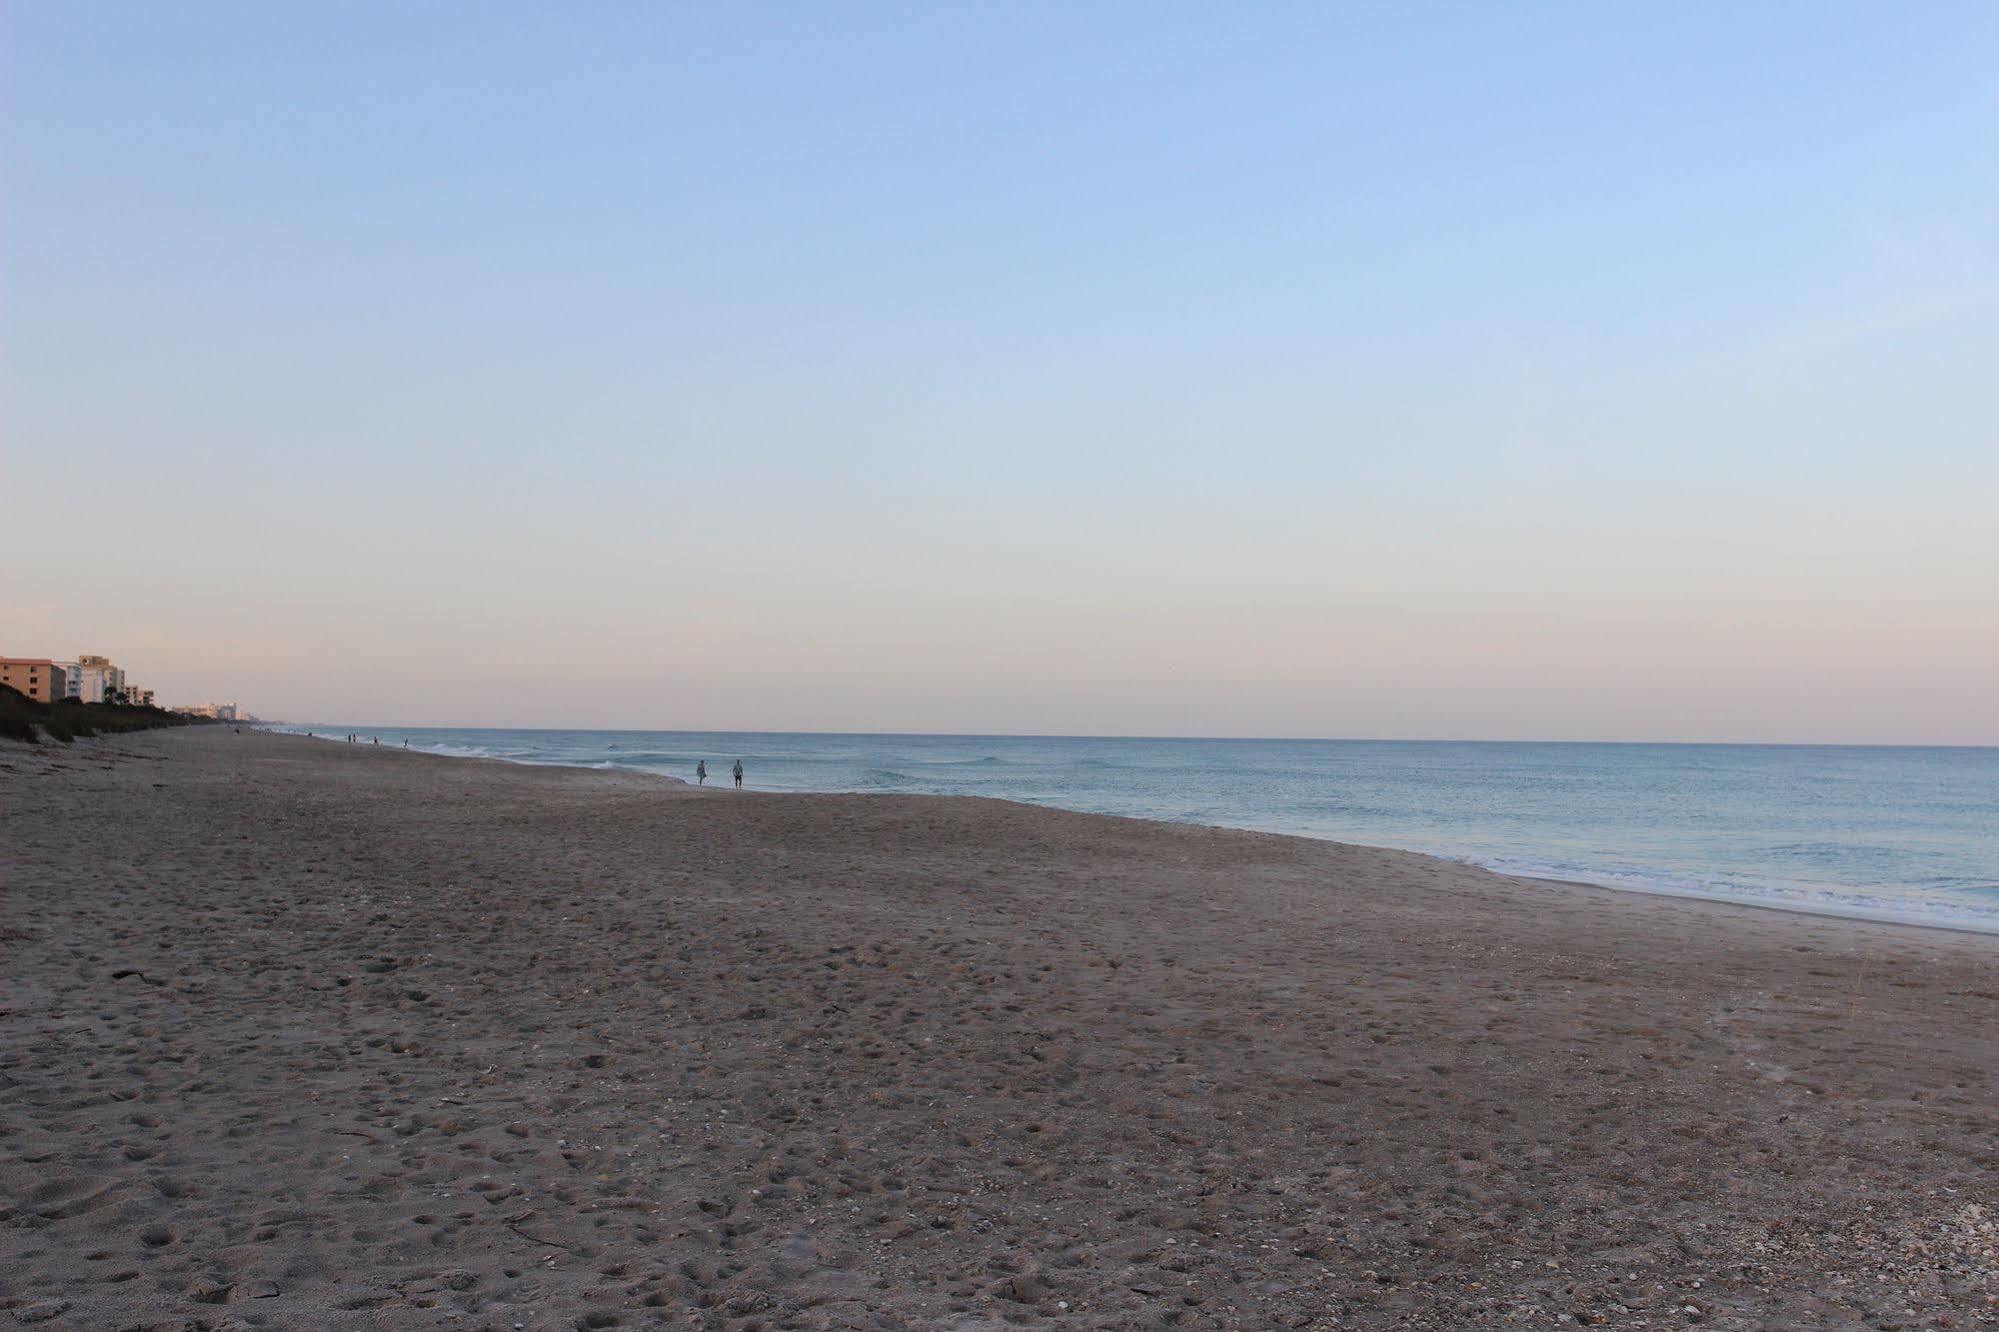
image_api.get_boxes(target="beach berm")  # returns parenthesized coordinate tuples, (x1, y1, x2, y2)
(2, 728, 1993, 1327)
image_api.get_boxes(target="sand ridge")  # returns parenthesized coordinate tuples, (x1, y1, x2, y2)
(1, 728, 1994, 1328)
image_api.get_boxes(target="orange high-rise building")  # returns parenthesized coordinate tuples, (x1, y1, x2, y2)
(0, 657, 67, 703)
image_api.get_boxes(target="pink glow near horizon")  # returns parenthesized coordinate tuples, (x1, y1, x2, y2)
(5, 8, 1996, 742)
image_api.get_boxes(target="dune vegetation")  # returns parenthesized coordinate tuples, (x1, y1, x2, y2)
(0, 687, 197, 744)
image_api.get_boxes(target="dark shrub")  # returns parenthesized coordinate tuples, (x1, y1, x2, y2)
(0, 685, 194, 745)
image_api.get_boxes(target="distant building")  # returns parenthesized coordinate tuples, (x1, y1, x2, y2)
(0, 657, 66, 703)
(176, 701, 238, 720)
(79, 655, 123, 689)
(3, 652, 158, 706)
(65, 655, 126, 705)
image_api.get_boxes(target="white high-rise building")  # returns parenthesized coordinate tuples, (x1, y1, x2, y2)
(61, 655, 127, 704)
(65, 662, 105, 703)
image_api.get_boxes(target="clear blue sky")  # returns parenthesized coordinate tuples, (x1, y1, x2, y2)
(5, 3, 1997, 741)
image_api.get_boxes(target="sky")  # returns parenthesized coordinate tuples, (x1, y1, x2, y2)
(4, 3, 1997, 743)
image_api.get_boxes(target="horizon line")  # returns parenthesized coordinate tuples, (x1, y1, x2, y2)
(264, 723, 1999, 752)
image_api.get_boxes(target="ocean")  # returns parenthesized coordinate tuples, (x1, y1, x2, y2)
(272, 727, 1999, 934)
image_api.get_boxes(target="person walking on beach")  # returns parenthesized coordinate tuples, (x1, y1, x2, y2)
(696, 760, 707, 786)
(732, 759, 744, 789)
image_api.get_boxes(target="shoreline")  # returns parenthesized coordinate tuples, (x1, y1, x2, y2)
(263, 724, 1999, 939)
(4, 726, 1995, 1326)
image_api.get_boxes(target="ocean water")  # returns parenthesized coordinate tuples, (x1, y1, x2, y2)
(275, 727, 1999, 934)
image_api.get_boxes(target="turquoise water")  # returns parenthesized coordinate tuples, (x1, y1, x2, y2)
(277, 727, 1999, 933)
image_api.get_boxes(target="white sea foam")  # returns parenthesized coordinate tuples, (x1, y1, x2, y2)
(1475, 856, 1999, 935)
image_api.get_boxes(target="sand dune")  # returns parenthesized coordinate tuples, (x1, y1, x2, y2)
(1, 728, 1993, 1328)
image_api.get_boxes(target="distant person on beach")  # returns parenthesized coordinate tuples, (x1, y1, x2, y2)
(696, 760, 707, 785)
(733, 759, 744, 789)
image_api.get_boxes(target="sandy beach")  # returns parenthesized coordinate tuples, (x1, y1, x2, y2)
(2, 727, 1993, 1329)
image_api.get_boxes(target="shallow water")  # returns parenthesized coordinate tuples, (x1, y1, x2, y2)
(277, 727, 1999, 933)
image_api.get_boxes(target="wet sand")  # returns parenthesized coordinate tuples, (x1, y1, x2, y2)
(2, 727, 1994, 1329)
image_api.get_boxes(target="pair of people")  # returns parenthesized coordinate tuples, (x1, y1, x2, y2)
(695, 759, 745, 789)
